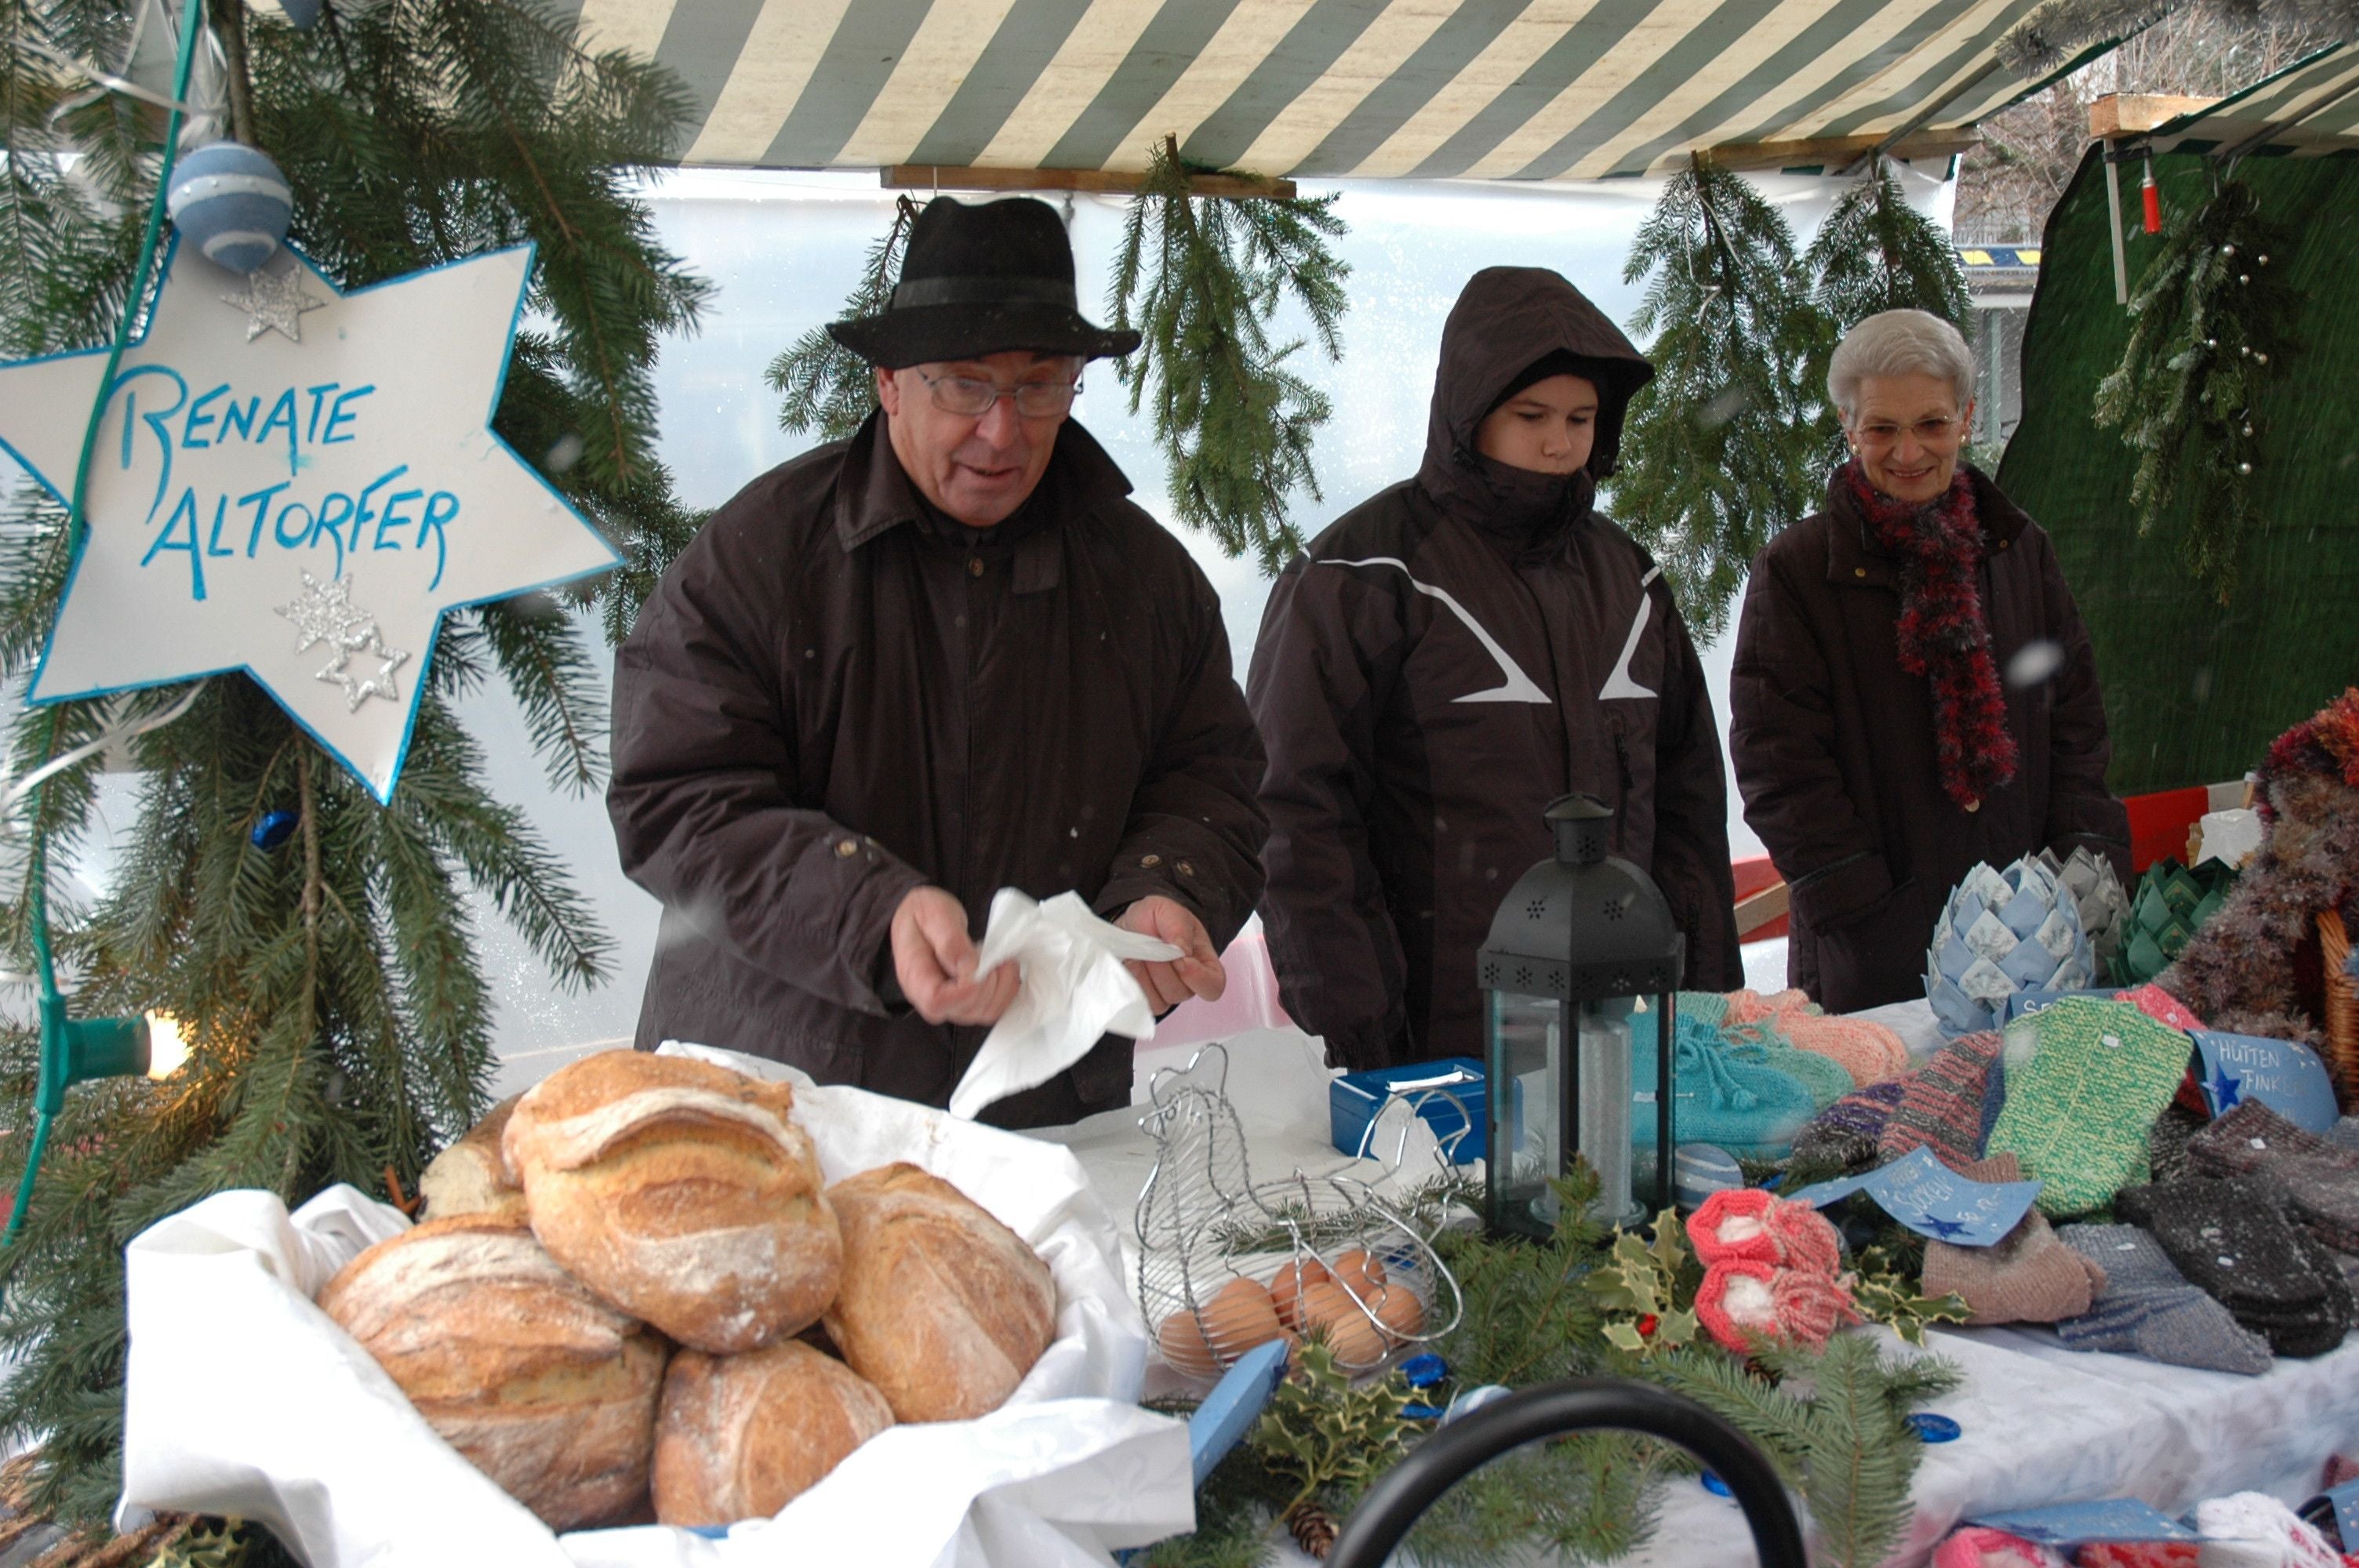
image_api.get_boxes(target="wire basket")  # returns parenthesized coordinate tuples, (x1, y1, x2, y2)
(1134, 1044, 1463, 1380)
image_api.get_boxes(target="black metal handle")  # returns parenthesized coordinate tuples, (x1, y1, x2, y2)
(1326, 1379, 1809, 1568)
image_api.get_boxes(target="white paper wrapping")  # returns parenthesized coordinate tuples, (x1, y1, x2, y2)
(948, 889, 1180, 1120)
(118, 1047, 1193, 1567)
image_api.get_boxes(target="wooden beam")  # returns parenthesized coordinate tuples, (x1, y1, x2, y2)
(2088, 93, 2220, 140)
(881, 164, 1296, 199)
(1734, 880, 1790, 938)
(1698, 129, 1979, 174)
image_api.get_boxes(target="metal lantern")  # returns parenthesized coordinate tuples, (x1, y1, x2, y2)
(1476, 793, 1685, 1236)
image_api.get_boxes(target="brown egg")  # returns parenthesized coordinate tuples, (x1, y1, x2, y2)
(1158, 1277, 1285, 1377)
(1270, 1257, 1332, 1332)
(1329, 1248, 1387, 1299)
(1372, 1283, 1425, 1345)
(1298, 1279, 1388, 1366)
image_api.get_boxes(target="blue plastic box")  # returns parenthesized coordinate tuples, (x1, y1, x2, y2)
(1329, 1058, 1487, 1165)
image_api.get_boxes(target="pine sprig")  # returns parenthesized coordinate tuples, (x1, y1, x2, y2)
(2091, 177, 2293, 601)
(1613, 154, 1834, 639)
(765, 194, 921, 443)
(1107, 136, 1348, 576)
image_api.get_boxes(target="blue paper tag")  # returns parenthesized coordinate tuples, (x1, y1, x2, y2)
(2192, 1030, 2341, 1132)
(1187, 1340, 1288, 1486)
(1786, 1145, 2041, 1247)
(1964, 1500, 2198, 1545)
(2324, 1476, 2359, 1549)
(2001, 986, 2125, 1025)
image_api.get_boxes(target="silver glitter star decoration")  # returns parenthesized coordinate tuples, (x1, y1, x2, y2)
(317, 626, 410, 713)
(220, 262, 325, 343)
(274, 570, 373, 655)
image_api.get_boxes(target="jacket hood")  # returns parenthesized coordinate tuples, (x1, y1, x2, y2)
(1416, 267, 1653, 518)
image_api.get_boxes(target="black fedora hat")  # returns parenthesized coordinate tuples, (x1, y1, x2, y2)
(828, 196, 1141, 368)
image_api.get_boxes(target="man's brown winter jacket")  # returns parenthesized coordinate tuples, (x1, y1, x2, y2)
(1249, 267, 1742, 1072)
(607, 414, 1266, 1124)
(1728, 466, 2130, 1014)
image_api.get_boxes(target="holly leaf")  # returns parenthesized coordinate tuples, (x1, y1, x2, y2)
(1656, 1308, 1699, 1348)
(1647, 1210, 1689, 1279)
(1604, 1322, 1648, 1354)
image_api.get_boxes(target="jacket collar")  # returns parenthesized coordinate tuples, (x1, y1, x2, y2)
(832, 410, 1134, 559)
(1823, 463, 2029, 588)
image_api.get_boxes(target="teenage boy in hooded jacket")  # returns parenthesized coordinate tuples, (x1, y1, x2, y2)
(1249, 267, 1742, 1072)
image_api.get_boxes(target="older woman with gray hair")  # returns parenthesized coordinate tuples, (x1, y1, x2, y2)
(1728, 308, 2130, 1014)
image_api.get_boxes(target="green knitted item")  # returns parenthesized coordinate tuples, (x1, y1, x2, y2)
(1719, 1021, 1854, 1111)
(1677, 991, 1732, 1026)
(1987, 998, 2197, 1217)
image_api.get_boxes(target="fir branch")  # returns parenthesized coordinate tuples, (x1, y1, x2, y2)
(1106, 136, 1349, 576)
(765, 194, 920, 443)
(2090, 176, 2294, 601)
(1612, 155, 1835, 639)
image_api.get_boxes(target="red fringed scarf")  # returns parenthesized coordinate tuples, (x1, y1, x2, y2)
(1845, 463, 2019, 811)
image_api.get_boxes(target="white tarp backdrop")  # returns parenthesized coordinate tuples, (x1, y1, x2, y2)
(10, 163, 1954, 1065)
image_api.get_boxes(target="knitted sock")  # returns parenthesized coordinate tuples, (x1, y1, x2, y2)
(1987, 998, 2198, 1216)
(2331, 1117, 2359, 1154)
(2122, 982, 2207, 1033)
(1932, 1527, 2066, 1568)
(1694, 1258, 1859, 1353)
(1882, 1030, 2004, 1171)
(2188, 1102, 2359, 1254)
(2116, 1177, 2351, 1355)
(1687, 1187, 1843, 1273)
(2195, 1493, 2347, 1568)
(2055, 1223, 2274, 1374)
(1791, 1079, 1909, 1174)
(1920, 1153, 2107, 1324)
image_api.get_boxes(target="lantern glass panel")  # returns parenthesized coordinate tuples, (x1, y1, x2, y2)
(1576, 996, 1637, 1226)
(1485, 989, 1562, 1237)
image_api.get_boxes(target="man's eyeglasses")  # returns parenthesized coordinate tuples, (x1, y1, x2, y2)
(914, 370, 1081, 419)
(1851, 416, 1963, 448)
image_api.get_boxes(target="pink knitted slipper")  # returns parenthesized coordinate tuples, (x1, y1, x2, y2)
(1932, 1527, 2063, 1568)
(1689, 1188, 1844, 1273)
(1693, 1260, 1861, 1352)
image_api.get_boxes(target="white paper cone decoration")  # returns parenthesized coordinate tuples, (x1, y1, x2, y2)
(165, 141, 292, 274)
(2039, 845, 2130, 970)
(1925, 855, 2096, 1036)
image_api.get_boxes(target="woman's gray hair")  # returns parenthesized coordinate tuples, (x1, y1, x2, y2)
(1827, 308, 1975, 425)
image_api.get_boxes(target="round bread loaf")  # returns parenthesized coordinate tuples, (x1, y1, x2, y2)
(651, 1340, 894, 1526)
(503, 1051, 841, 1354)
(821, 1162, 1057, 1423)
(419, 1094, 526, 1223)
(318, 1213, 666, 1530)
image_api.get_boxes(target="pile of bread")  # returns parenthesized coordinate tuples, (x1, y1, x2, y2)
(316, 1051, 1060, 1531)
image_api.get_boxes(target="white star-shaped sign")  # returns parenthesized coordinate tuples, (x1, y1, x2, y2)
(0, 238, 620, 802)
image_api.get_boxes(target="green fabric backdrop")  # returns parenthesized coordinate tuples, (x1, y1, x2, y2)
(1995, 145, 2359, 793)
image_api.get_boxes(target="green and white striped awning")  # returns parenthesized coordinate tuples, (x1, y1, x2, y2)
(552, 0, 2100, 182)
(2151, 43, 2359, 158)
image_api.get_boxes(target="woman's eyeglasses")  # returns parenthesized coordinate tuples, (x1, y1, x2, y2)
(1851, 416, 1962, 448)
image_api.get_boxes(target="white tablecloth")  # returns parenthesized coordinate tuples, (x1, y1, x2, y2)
(1041, 1012, 2359, 1567)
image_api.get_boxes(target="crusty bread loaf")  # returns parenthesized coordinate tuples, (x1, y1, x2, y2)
(318, 1213, 666, 1530)
(820, 1163, 1057, 1422)
(419, 1094, 526, 1222)
(651, 1340, 894, 1526)
(503, 1051, 841, 1354)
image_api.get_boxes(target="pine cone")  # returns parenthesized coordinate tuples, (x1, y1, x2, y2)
(1285, 1500, 1341, 1559)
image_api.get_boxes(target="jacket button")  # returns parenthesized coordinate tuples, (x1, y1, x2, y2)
(1177, 860, 1195, 877)
(834, 840, 858, 858)
(1140, 854, 1162, 869)
(1854, 567, 1867, 578)
(1999, 539, 2011, 550)
(1962, 800, 1981, 814)
(968, 557, 984, 578)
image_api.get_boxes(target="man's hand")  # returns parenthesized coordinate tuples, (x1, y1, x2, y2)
(1115, 895, 1226, 1014)
(890, 886, 1018, 1026)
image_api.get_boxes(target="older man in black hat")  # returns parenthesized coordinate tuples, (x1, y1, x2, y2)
(608, 196, 1267, 1127)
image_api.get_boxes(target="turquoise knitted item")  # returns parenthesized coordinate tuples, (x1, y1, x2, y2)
(1986, 997, 2197, 1217)
(1717, 1020, 1854, 1111)
(1677, 991, 1732, 1027)
(1632, 1013, 1820, 1156)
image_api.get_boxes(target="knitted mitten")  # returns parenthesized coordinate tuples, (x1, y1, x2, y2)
(1987, 998, 2197, 1216)
(1931, 1526, 2065, 1568)
(1881, 1030, 2004, 1171)
(1693, 1258, 1859, 1353)
(1790, 1080, 1908, 1174)
(2332, 1116, 2359, 1155)
(2150, 1102, 2209, 1185)
(2188, 1102, 2359, 1254)
(1687, 1187, 1842, 1273)
(2115, 1177, 2352, 1356)
(2121, 982, 2206, 1033)
(1919, 1153, 2106, 1324)
(2194, 1492, 2347, 1568)
(2055, 1223, 2274, 1374)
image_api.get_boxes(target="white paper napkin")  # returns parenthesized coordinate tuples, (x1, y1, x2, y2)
(948, 890, 1181, 1120)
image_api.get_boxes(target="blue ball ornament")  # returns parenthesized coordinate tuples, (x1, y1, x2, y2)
(251, 809, 300, 851)
(167, 142, 293, 274)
